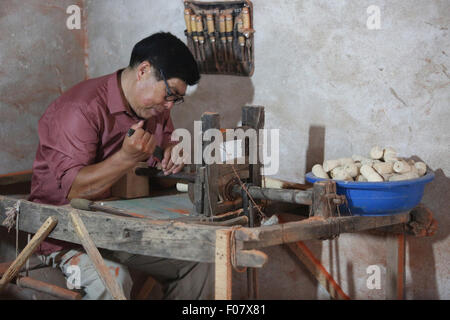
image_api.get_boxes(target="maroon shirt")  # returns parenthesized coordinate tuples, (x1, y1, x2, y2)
(29, 70, 175, 255)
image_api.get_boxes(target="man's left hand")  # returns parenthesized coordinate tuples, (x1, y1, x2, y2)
(161, 144, 184, 175)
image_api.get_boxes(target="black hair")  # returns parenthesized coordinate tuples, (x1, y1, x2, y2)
(128, 32, 200, 86)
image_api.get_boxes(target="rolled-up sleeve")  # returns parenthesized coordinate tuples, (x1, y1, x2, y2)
(38, 102, 99, 198)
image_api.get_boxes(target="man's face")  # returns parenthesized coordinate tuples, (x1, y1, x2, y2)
(131, 64, 187, 119)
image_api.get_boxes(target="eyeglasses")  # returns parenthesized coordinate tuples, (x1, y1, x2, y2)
(159, 69, 184, 105)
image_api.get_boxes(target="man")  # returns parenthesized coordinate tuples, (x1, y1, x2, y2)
(28, 32, 213, 299)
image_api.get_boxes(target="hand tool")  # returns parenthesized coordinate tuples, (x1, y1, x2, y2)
(135, 166, 196, 182)
(236, 16, 247, 74)
(242, 7, 252, 63)
(195, 15, 207, 71)
(190, 14, 202, 68)
(237, 16, 246, 62)
(225, 14, 235, 72)
(219, 14, 228, 67)
(206, 14, 220, 72)
(0, 216, 58, 292)
(71, 198, 145, 218)
(184, 8, 194, 57)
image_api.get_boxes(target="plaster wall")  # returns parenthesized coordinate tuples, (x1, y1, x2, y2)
(0, 0, 87, 175)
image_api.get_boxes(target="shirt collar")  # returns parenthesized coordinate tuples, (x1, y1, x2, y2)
(106, 69, 131, 115)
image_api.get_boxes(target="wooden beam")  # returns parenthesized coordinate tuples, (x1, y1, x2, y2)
(201, 112, 220, 217)
(236, 213, 410, 249)
(278, 216, 350, 300)
(0, 196, 267, 267)
(0, 263, 81, 300)
(17, 276, 82, 300)
(385, 233, 405, 300)
(0, 170, 32, 186)
(285, 242, 350, 300)
(215, 229, 232, 300)
(69, 211, 127, 300)
(0, 216, 58, 292)
(136, 277, 156, 300)
(312, 180, 336, 218)
(242, 106, 264, 187)
(0, 196, 224, 264)
(0, 196, 413, 267)
(247, 268, 258, 300)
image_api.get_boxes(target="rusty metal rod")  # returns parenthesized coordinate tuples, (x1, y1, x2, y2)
(233, 185, 313, 205)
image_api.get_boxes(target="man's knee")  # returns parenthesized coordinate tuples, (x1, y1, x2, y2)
(61, 251, 133, 300)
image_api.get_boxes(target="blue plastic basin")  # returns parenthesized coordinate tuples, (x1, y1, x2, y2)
(305, 171, 434, 216)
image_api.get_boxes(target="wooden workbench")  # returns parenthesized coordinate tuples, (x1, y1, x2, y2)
(0, 190, 426, 300)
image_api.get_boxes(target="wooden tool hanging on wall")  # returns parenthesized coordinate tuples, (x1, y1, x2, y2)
(183, 0, 254, 76)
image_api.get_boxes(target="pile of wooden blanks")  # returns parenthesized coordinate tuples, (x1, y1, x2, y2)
(312, 146, 428, 182)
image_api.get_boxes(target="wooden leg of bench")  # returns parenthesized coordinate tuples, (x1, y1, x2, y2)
(285, 241, 350, 300)
(70, 211, 127, 300)
(0, 216, 58, 293)
(386, 233, 405, 300)
(136, 276, 156, 300)
(215, 229, 232, 300)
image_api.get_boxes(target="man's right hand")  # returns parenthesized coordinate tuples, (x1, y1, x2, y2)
(120, 120, 157, 164)
(68, 120, 157, 201)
